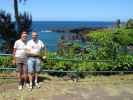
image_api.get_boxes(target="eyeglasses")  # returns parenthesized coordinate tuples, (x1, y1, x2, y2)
(32, 35, 38, 36)
(22, 36, 27, 37)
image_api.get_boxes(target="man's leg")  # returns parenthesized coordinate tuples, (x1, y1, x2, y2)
(35, 72, 38, 83)
(34, 72, 40, 88)
(27, 58, 34, 90)
(28, 73, 33, 89)
(34, 58, 41, 88)
(23, 63, 29, 87)
(16, 63, 23, 90)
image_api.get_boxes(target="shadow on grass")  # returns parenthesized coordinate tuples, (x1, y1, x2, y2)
(39, 75, 52, 82)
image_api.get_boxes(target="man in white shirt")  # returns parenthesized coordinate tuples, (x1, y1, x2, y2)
(27, 32, 47, 90)
(13, 31, 28, 90)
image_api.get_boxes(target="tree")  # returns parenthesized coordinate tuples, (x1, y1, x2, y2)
(13, 0, 32, 37)
(115, 19, 121, 28)
(14, 0, 19, 24)
(126, 19, 133, 29)
(0, 10, 17, 53)
(0, 10, 32, 52)
(13, 0, 30, 34)
(13, 0, 27, 25)
(0, 0, 32, 52)
(18, 12, 32, 34)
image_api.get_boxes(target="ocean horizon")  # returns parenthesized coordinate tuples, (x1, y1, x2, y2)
(31, 21, 116, 52)
(1, 21, 116, 52)
(32, 21, 116, 32)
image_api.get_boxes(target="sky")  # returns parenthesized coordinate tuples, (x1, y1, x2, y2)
(0, 0, 133, 21)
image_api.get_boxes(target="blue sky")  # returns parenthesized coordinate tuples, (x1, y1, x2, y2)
(0, 0, 133, 21)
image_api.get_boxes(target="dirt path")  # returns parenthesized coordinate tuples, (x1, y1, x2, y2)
(0, 75, 133, 100)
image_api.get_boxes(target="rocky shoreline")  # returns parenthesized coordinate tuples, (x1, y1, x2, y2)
(50, 27, 105, 33)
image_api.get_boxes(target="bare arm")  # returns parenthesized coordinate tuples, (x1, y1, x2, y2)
(26, 48, 40, 57)
(44, 45, 48, 57)
(12, 48, 16, 65)
(39, 45, 48, 60)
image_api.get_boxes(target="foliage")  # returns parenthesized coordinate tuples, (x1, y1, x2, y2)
(57, 40, 81, 58)
(17, 12, 32, 34)
(0, 10, 32, 52)
(113, 28, 133, 45)
(0, 10, 17, 52)
(0, 28, 133, 77)
(0, 56, 14, 67)
(126, 18, 133, 29)
(113, 54, 133, 71)
(115, 19, 121, 28)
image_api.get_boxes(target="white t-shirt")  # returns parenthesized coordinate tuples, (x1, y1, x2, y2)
(26, 39, 45, 54)
(14, 39, 27, 58)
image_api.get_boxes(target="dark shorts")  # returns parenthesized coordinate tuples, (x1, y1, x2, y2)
(16, 57, 27, 74)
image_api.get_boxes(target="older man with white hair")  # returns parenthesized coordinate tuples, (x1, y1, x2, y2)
(27, 31, 47, 90)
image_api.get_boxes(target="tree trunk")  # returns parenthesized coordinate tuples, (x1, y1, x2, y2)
(14, 0, 20, 34)
(14, 0, 19, 22)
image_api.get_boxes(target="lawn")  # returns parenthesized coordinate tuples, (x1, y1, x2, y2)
(0, 74, 133, 100)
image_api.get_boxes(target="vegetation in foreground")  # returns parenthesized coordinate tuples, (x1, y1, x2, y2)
(0, 26, 133, 78)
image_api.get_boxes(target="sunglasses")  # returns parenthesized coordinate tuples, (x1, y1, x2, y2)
(32, 35, 38, 36)
(22, 35, 27, 37)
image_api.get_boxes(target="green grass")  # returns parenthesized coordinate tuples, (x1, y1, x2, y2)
(0, 74, 133, 100)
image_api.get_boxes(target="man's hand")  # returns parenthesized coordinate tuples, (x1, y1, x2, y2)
(27, 52, 40, 57)
(12, 59, 16, 65)
(42, 56, 47, 60)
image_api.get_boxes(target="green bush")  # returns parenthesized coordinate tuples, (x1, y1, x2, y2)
(0, 28, 133, 77)
(0, 56, 13, 68)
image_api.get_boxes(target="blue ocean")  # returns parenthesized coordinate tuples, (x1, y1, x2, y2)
(0, 21, 115, 53)
(31, 21, 115, 52)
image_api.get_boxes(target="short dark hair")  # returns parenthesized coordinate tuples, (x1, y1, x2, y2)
(20, 31, 27, 36)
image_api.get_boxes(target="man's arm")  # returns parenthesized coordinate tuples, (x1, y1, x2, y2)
(26, 41, 40, 57)
(41, 43, 48, 60)
(44, 45, 48, 56)
(26, 48, 40, 57)
(12, 48, 16, 65)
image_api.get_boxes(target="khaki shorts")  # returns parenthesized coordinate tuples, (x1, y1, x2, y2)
(16, 57, 27, 74)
